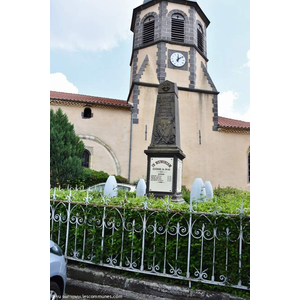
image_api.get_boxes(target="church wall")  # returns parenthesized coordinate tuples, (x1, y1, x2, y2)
(137, 46, 159, 84)
(134, 43, 213, 90)
(165, 44, 191, 88)
(79, 138, 118, 176)
(130, 88, 250, 191)
(139, 3, 159, 21)
(167, 2, 190, 17)
(178, 91, 250, 191)
(130, 86, 157, 181)
(195, 51, 212, 90)
(50, 104, 131, 179)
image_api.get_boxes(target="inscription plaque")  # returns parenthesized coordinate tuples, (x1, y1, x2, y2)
(149, 158, 173, 193)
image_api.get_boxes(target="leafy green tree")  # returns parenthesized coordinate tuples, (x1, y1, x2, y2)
(50, 108, 85, 187)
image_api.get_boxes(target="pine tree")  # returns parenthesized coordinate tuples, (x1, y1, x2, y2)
(50, 108, 85, 187)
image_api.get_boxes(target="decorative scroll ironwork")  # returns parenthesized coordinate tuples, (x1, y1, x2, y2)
(50, 189, 250, 291)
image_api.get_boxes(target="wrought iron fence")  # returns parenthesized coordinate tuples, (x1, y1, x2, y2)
(50, 190, 250, 291)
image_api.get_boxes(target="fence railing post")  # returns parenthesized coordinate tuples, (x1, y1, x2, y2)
(64, 190, 72, 257)
(238, 200, 244, 287)
(186, 194, 193, 290)
(140, 198, 148, 271)
(100, 205, 107, 265)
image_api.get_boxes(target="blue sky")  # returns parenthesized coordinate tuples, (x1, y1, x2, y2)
(50, 0, 250, 121)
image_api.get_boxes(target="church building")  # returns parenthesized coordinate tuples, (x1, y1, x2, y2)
(50, 0, 250, 191)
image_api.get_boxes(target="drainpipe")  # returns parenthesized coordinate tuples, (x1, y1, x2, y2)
(128, 103, 134, 183)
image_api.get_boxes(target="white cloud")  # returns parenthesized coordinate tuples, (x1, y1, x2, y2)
(50, 73, 79, 93)
(242, 50, 250, 68)
(50, 0, 141, 51)
(218, 91, 250, 122)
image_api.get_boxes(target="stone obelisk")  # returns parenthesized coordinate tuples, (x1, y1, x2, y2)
(144, 80, 186, 202)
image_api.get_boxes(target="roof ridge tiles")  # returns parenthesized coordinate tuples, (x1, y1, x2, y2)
(50, 91, 131, 109)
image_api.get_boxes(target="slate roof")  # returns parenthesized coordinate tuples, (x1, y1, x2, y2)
(218, 116, 250, 129)
(50, 91, 131, 109)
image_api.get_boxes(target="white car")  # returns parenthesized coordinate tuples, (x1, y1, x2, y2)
(88, 183, 136, 193)
(50, 241, 67, 299)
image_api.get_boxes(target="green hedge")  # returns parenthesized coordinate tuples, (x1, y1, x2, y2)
(67, 168, 129, 188)
(50, 200, 249, 291)
(50, 187, 250, 288)
(50, 188, 249, 215)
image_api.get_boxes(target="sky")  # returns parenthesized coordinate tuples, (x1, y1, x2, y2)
(50, 0, 250, 121)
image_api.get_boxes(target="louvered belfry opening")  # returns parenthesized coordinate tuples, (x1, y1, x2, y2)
(143, 16, 155, 44)
(171, 13, 185, 43)
(197, 24, 204, 52)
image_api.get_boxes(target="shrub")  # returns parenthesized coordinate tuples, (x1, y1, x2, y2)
(68, 168, 130, 188)
(115, 175, 129, 184)
(50, 108, 85, 188)
(50, 192, 250, 292)
(70, 168, 110, 188)
(181, 185, 190, 202)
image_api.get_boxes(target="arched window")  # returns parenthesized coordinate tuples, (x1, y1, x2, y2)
(248, 152, 250, 183)
(82, 149, 90, 168)
(197, 23, 204, 52)
(171, 13, 185, 43)
(82, 107, 93, 119)
(143, 16, 155, 44)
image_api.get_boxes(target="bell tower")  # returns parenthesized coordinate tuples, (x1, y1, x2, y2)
(130, 0, 210, 83)
(128, 0, 219, 185)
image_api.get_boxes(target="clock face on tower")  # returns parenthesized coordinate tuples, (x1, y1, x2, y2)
(170, 52, 186, 67)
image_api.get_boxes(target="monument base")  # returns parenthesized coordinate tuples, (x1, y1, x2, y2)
(144, 148, 186, 203)
(170, 194, 186, 203)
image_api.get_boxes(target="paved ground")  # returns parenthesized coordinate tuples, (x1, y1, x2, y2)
(64, 279, 174, 300)
(65, 282, 135, 300)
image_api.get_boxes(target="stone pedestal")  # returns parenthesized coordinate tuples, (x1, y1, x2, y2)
(144, 81, 186, 202)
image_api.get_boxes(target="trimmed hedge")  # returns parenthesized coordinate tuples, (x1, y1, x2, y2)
(51, 187, 250, 298)
(50, 196, 250, 291)
(67, 168, 129, 188)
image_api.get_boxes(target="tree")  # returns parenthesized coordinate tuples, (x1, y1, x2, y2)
(50, 108, 85, 187)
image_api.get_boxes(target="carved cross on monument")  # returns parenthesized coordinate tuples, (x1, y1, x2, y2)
(144, 80, 186, 202)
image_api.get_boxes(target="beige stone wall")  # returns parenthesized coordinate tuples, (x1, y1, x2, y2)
(129, 87, 250, 191)
(138, 45, 159, 84)
(139, 3, 159, 21)
(166, 44, 191, 88)
(195, 51, 212, 90)
(136, 43, 214, 91)
(129, 86, 157, 181)
(79, 138, 117, 175)
(50, 103, 131, 178)
(167, 2, 190, 17)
